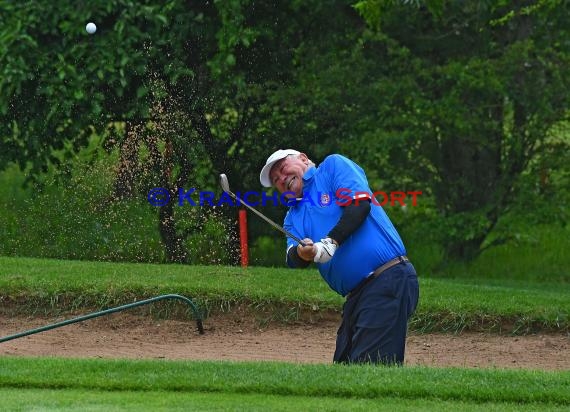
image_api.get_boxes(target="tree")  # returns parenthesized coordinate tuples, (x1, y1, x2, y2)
(0, 0, 264, 262)
(351, 0, 570, 260)
(0, 0, 362, 263)
(4, 0, 566, 265)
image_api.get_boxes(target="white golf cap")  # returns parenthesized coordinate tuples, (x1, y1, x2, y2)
(259, 149, 301, 187)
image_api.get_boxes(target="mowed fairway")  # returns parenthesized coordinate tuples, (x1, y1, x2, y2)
(0, 257, 569, 410)
(0, 358, 569, 411)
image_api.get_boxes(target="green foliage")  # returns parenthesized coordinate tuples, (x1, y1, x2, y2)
(249, 235, 287, 267)
(1, 0, 166, 171)
(0, 139, 234, 265)
(347, 0, 570, 259)
(1, 0, 568, 263)
(1, 142, 568, 278)
(185, 208, 238, 265)
(0, 135, 158, 261)
(441, 225, 570, 283)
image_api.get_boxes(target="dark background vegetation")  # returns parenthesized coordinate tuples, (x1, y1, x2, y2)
(1, 0, 568, 280)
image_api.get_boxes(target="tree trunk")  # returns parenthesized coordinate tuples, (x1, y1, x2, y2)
(445, 235, 487, 262)
(158, 196, 189, 264)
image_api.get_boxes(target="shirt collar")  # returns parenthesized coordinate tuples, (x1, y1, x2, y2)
(295, 166, 316, 200)
(303, 165, 317, 182)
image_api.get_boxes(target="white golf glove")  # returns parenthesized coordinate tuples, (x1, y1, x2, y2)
(313, 238, 337, 264)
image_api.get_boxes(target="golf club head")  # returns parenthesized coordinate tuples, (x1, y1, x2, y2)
(219, 174, 230, 193)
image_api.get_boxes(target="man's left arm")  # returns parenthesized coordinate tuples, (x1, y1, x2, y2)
(327, 199, 371, 246)
(312, 199, 371, 263)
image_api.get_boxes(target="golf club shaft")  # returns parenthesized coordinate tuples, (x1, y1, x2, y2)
(226, 190, 306, 246)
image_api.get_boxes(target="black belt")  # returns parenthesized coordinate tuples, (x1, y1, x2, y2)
(347, 256, 409, 298)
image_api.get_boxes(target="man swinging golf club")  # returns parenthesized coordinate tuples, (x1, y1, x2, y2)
(260, 149, 419, 365)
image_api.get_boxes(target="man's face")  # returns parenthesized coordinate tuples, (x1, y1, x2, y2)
(269, 154, 309, 198)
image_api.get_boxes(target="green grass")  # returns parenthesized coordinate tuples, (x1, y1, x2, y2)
(438, 224, 570, 283)
(416, 277, 569, 333)
(0, 357, 568, 410)
(1, 388, 567, 412)
(0, 256, 341, 311)
(0, 256, 568, 333)
(0, 255, 568, 411)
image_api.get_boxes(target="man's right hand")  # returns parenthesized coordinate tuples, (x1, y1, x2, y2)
(297, 238, 315, 261)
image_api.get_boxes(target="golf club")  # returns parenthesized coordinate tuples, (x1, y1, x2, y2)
(219, 174, 306, 246)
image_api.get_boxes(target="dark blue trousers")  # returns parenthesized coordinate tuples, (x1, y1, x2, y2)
(333, 261, 419, 365)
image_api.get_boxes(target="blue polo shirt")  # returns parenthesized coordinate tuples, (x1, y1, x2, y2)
(284, 154, 406, 296)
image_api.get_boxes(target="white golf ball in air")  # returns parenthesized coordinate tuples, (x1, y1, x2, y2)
(86, 22, 97, 34)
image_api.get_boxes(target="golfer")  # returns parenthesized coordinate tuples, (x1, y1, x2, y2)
(260, 149, 419, 365)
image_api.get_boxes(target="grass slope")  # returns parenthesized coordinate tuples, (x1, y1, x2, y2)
(0, 256, 568, 333)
